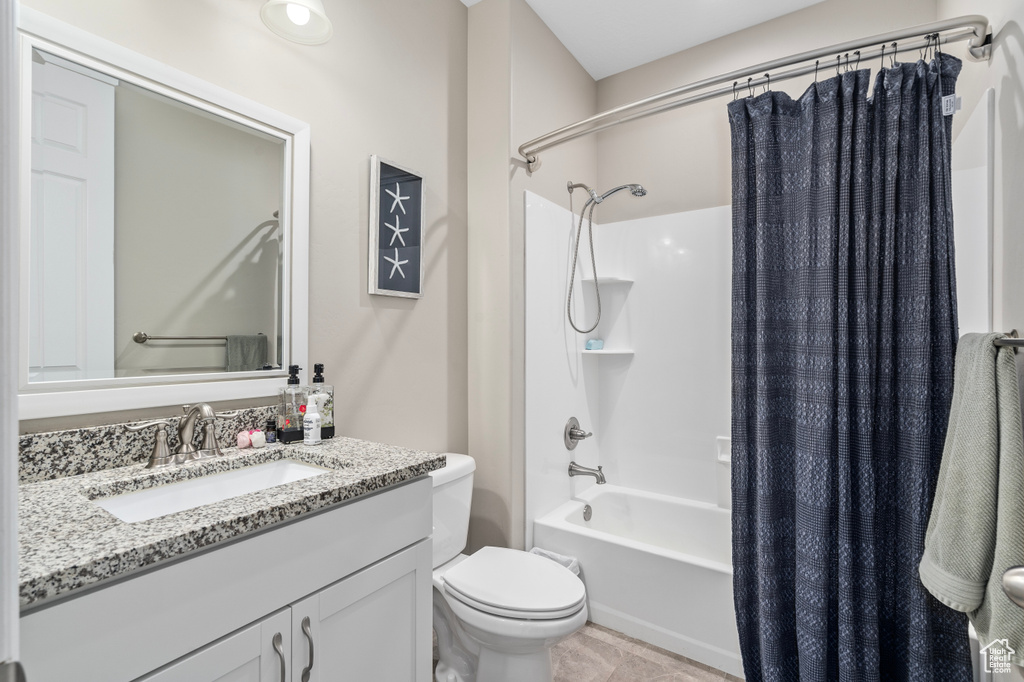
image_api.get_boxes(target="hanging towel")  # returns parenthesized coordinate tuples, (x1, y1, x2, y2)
(920, 332, 1024, 666)
(226, 334, 267, 372)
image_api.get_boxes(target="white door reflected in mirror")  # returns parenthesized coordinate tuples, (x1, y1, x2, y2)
(30, 55, 115, 382)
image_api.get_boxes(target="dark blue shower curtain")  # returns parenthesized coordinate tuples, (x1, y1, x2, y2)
(729, 54, 971, 681)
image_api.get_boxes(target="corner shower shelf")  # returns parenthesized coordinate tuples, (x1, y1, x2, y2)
(580, 277, 633, 286)
(581, 349, 634, 356)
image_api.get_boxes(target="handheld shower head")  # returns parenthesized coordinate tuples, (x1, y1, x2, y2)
(597, 183, 648, 202)
(564, 180, 648, 335)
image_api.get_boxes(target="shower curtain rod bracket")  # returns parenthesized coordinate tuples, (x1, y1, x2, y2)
(519, 15, 991, 172)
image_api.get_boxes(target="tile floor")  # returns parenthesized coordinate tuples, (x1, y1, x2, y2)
(551, 623, 743, 682)
(433, 621, 743, 681)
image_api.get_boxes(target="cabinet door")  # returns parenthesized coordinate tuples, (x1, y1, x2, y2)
(291, 539, 432, 682)
(138, 609, 291, 682)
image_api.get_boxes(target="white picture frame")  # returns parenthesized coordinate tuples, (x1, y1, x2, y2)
(368, 155, 424, 298)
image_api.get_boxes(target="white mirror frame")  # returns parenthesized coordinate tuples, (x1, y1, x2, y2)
(16, 8, 309, 420)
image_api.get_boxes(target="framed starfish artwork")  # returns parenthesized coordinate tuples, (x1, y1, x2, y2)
(368, 155, 424, 297)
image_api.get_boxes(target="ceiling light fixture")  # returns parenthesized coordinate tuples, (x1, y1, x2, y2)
(261, 0, 333, 45)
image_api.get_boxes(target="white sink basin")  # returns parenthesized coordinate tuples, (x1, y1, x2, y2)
(94, 459, 329, 523)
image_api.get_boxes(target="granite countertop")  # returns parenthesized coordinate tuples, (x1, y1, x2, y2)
(19, 437, 445, 608)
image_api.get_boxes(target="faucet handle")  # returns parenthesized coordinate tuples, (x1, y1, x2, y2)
(214, 410, 240, 419)
(195, 419, 224, 459)
(125, 419, 173, 432)
(125, 420, 175, 468)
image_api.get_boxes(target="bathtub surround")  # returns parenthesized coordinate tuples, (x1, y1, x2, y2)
(18, 407, 276, 483)
(730, 55, 969, 679)
(525, 192, 731, 540)
(525, 192, 738, 674)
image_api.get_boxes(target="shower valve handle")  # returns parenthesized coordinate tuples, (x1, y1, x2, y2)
(569, 427, 592, 441)
(564, 417, 593, 450)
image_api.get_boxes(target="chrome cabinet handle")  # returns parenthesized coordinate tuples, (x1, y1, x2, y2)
(272, 633, 286, 682)
(301, 616, 315, 682)
(1003, 566, 1024, 608)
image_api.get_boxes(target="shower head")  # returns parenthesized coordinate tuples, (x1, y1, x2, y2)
(568, 181, 647, 207)
(597, 184, 648, 203)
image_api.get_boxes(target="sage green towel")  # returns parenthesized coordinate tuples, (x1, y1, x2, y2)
(920, 332, 1024, 666)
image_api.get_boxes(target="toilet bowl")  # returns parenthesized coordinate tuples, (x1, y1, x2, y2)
(430, 455, 587, 682)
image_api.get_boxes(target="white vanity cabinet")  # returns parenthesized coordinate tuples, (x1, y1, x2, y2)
(20, 477, 433, 682)
(139, 540, 431, 682)
(289, 541, 431, 682)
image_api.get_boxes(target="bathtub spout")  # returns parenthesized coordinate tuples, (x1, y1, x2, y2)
(569, 461, 606, 484)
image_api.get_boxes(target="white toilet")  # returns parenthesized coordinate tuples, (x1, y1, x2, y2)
(429, 453, 588, 682)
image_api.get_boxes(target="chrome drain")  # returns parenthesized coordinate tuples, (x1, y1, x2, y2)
(583, 504, 592, 522)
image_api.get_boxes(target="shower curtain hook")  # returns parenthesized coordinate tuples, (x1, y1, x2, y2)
(890, 42, 898, 67)
(920, 34, 930, 61)
(836, 54, 841, 76)
(747, 76, 754, 98)
(843, 53, 849, 72)
(814, 59, 819, 82)
(764, 73, 770, 93)
(879, 43, 885, 70)
(935, 33, 943, 56)
(733, 81, 738, 100)
(854, 50, 861, 70)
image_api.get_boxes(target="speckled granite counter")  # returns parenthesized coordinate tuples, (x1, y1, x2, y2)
(19, 437, 444, 608)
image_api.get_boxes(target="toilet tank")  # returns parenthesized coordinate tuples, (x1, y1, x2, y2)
(429, 453, 475, 568)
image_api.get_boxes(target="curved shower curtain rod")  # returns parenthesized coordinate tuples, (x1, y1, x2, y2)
(518, 15, 992, 173)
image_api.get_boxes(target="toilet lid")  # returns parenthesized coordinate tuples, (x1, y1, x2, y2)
(442, 547, 586, 620)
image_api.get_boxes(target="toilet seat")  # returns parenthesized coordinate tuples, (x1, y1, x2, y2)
(442, 547, 586, 620)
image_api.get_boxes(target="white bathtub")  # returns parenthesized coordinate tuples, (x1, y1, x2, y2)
(533, 484, 743, 678)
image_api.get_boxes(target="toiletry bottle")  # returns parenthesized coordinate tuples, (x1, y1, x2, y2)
(303, 398, 321, 445)
(310, 363, 335, 439)
(277, 365, 307, 444)
(265, 418, 277, 444)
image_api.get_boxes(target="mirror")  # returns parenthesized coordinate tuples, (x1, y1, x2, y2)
(18, 9, 310, 419)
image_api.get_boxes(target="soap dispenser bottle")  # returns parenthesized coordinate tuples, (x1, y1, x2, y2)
(277, 364, 307, 444)
(310, 363, 335, 439)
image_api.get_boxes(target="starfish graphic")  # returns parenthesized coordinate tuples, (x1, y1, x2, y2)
(385, 183, 410, 215)
(385, 214, 409, 246)
(383, 248, 408, 279)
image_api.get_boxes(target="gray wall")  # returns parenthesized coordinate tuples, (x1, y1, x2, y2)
(20, 0, 470, 457)
(467, 0, 597, 551)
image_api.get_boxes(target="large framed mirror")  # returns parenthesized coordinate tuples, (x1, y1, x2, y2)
(17, 9, 309, 419)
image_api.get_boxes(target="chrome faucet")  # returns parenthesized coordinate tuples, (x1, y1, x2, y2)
(568, 461, 606, 484)
(126, 403, 239, 468)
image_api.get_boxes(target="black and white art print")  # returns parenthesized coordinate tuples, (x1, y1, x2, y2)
(368, 155, 424, 298)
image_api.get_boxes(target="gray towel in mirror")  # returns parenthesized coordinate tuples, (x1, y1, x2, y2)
(226, 334, 268, 372)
